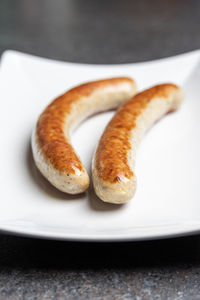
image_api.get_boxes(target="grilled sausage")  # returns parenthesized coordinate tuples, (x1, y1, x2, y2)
(92, 84, 184, 204)
(32, 77, 137, 194)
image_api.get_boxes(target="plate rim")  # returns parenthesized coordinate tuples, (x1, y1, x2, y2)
(0, 223, 200, 242)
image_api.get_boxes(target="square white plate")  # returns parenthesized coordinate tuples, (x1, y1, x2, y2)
(0, 50, 200, 241)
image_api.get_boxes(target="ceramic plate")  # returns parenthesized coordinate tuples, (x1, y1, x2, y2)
(0, 50, 200, 241)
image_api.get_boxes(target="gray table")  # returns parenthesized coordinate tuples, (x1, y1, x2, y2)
(1, 0, 200, 299)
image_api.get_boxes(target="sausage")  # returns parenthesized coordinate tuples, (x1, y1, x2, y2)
(92, 84, 184, 204)
(31, 77, 137, 194)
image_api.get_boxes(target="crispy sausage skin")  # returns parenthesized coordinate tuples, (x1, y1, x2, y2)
(92, 84, 184, 204)
(32, 77, 137, 194)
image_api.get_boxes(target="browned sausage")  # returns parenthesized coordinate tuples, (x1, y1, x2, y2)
(92, 84, 184, 203)
(32, 77, 137, 194)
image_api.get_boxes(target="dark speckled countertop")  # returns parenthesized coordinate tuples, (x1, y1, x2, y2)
(1, 0, 200, 299)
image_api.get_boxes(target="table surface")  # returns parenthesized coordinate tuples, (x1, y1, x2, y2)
(1, 0, 200, 299)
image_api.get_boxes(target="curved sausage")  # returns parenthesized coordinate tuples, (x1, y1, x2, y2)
(92, 84, 184, 204)
(32, 77, 137, 194)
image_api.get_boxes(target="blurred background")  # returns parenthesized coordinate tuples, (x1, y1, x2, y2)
(1, 0, 200, 63)
(1, 0, 200, 299)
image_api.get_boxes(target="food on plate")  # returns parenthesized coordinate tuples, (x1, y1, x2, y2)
(32, 77, 137, 194)
(92, 83, 184, 204)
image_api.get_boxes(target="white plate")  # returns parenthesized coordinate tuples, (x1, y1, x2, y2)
(0, 50, 200, 241)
